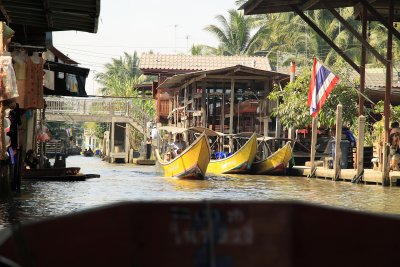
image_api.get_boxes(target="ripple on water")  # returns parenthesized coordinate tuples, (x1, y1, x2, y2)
(0, 155, 399, 227)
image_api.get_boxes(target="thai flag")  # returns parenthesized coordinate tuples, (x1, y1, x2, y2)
(307, 58, 339, 117)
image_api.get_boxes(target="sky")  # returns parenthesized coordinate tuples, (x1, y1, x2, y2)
(53, 0, 239, 95)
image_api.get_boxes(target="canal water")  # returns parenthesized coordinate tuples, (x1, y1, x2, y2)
(1, 155, 400, 228)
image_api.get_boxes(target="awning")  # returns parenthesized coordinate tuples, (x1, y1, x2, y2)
(0, 0, 100, 46)
(44, 61, 90, 77)
(43, 61, 89, 97)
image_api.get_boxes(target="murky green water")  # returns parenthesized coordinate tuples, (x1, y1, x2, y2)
(0, 155, 400, 228)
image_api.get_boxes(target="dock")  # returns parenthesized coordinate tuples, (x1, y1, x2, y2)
(291, 166, 400, 186)
(132, 159, 155, 165)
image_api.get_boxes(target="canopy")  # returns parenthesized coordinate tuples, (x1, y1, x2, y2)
(188, 127, 224, 137)
(157, 126, 187, 134)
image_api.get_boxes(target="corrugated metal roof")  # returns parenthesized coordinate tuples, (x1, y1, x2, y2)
(241, 0, 358, 14)
(0, 0, 100, 33)
(241, 0, 400, 22)
(139, 54, 272, 74)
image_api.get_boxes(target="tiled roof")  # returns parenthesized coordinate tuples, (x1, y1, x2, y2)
(139, 53, 271, 72)
(278, 66, 400, 89)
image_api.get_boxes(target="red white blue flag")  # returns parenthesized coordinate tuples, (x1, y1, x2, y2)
(307, 58, 339, 117)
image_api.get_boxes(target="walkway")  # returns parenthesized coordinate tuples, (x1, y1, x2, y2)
(44, 96, 152, 133)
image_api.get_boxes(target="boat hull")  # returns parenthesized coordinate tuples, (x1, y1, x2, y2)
(207, 133, 257, 174)
(155, 133, 211, 179)
(252, 142, 292, 175)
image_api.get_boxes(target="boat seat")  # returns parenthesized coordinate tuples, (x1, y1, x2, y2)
(215, 152, 226, 159)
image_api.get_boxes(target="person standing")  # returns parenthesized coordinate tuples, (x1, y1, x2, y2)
(390, 121, 400, 171)
(146, 137, 152, 160)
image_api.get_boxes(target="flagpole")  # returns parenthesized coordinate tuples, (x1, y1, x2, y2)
(309, 115, 318, 178)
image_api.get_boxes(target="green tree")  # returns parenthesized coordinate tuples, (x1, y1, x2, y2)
(268, 65, 358, 130)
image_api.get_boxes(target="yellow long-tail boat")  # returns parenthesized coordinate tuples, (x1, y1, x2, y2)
(206, 133, 258, 175)
(252, 140, 293, 175)
(155, 132, 211, 179)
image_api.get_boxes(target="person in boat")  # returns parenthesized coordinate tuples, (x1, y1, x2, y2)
(170, 133, 186, 158)
(24, 149, 38, 169)
(163, 151, 172, 162)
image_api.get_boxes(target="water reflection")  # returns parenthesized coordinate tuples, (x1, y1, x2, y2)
(0, 155, 399, 228)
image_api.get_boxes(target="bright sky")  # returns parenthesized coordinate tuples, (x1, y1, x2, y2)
(53, 0, 238, 95)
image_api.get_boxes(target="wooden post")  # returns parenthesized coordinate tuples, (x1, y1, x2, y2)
(288, 61, 296, 139)
(333, 104, 343, 181)
(39, 107, 45, 168)
(212, 91, 217, 131)
(142, 88, 146, 139)
(173, 94, 176, 126)
(201, 81, 207, 127)
(359, 5, 367, 116)
(184, 84, 188, 128)
(221, 83, 225, 134)
(110, 117, 115, 162)
(356, 115, 366, 179)
(275, 99, 281, 138)
(382, 0, 393, 186)
(309, 116, 318, 177)
(167, 94, 171, 126)
(229, 79, 235, 152)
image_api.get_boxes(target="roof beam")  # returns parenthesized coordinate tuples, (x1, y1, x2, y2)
(42, 0, 53, 28)
(242, 0, 264, 15)
(290, 4, 360, 73)
(0, 5, 10, 22)
(322, 2, 388, 66)
(359, 0, 400, 41)
(301, 0, 320, 10)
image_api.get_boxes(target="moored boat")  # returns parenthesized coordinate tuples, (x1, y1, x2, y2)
(207, 132, 258, 174)
(22, 167, 100, 181)
(155, 131, 211, 179)
(252, 138, 293, 175)
(83, 150, 94, 157)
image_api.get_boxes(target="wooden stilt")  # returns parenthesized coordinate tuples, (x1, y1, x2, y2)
(201, 81, 207, 127)
(383, 0, 393, 186)
(308, 116, 318, 178)
(333, 104, 343, 181)
(229, 79, 235, 152)
(355, 116, 365, 183)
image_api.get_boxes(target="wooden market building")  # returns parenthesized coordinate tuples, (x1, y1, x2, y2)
(0, 1, 100, 192)
(139, 53, 289, 136)
(157, 64, 289, 136)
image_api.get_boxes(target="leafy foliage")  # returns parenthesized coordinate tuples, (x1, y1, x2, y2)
(268, 70, 311, 129)
(268, 68, 358, 130)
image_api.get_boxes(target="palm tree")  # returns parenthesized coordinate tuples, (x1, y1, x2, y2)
(94, 52, 156, 149)
(204, 9, 268, 56)
(95, 52, 143, 97)
(256, 8, 363, 68)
